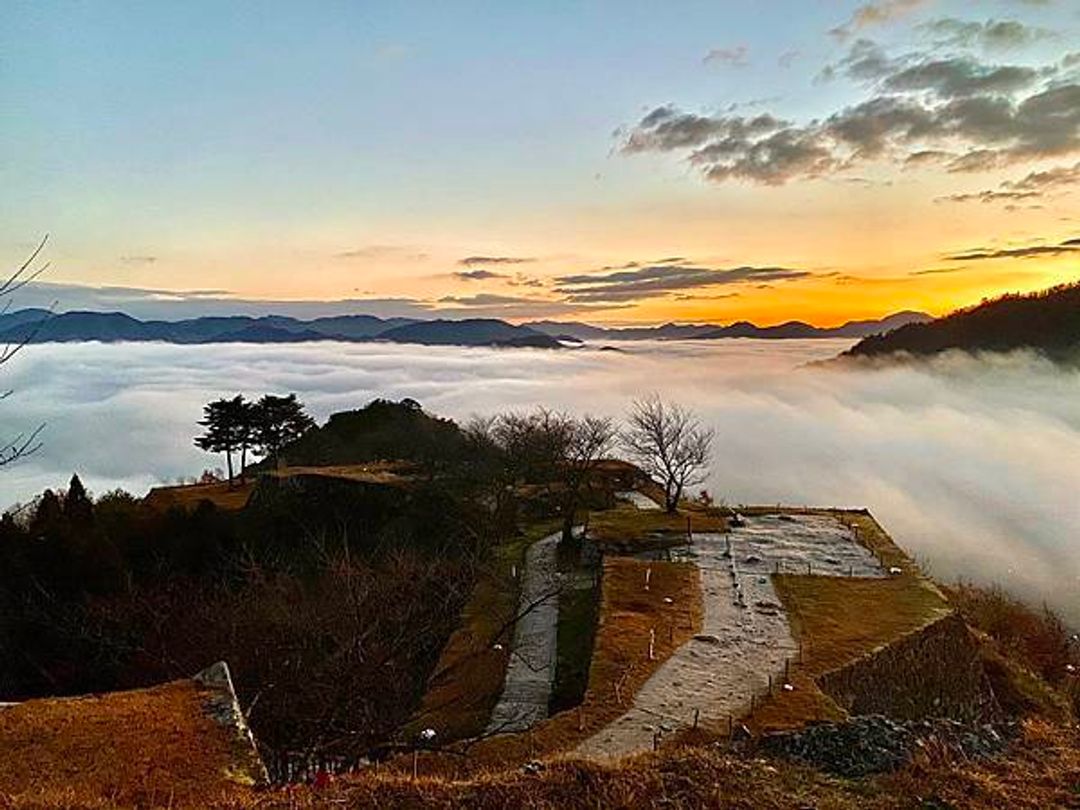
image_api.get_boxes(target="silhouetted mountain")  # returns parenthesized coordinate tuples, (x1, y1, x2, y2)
(526, 311, 930, 341)
(0, 308, 929, 349)
(374, 319, 562, 348)
(844, 283, 1080, 361)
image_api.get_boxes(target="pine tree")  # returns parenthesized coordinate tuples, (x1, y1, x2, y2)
(252, 394, 315, 464)
(194, 395, 254, 486)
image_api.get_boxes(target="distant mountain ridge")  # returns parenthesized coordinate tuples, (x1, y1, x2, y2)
(843, 282, 1080, 361)
(526, 311, 931, 341)
(0, 308, 930, 349)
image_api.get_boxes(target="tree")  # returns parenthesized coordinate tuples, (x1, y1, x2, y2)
(252, 394, 315, 464)
(556, 415, 617, 543)
(0, 237, 50, 467)
(194, 395, 254, 486)
(622, 395, 714, 513)
(477, 409, 616, 544)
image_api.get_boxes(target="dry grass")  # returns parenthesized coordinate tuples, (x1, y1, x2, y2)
(396, 557, 702, 778)
(143, 480, 256, 512)
(0, 680, 256, 806)
(589, 504, 727, 552)
(266, 462, 414, 486)
(944, 581, 1078, 721)
(138, 716, 1073, 809)
(746, 574, 951, 733)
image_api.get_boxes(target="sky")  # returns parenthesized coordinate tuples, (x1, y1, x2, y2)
(2, 0, 1079, 325)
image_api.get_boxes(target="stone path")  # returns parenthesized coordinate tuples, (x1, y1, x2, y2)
(485, 531, 563, 735)
(576, 513, 883, 759)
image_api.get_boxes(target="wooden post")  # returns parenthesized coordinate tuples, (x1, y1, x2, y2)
(412, 749, 419, 780)
(693, 708, 700, 729)
(728, 714, 733, 739)
(784, 658, 790, 681)
(686, 514, 691, 540)
(806, 562, 811, 575)
(644, 567, 651, 591)
(648, 628, 656, 661)
(768, 674, 773, 694)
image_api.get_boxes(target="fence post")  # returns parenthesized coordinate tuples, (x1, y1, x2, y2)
(693, 708, 700, 729)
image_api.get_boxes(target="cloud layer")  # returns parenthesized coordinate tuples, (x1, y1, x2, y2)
(3, 340, 1079, 624)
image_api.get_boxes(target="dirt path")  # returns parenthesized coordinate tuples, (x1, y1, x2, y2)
(576, 513, 880, 759)
(485, 531, 563, 735)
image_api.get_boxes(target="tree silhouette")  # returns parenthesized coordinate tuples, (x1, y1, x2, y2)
(194, 395, 254, 486)
(0, 237, 50, 467)
(253, 394, 315, 465)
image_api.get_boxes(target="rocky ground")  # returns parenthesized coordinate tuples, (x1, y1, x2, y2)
(760, 714, 1018, 777)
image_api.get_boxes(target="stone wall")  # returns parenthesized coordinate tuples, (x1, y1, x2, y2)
(817, 612, 999, 722)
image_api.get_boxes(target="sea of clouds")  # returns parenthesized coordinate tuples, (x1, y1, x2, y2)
(2, 338, 1078, 623)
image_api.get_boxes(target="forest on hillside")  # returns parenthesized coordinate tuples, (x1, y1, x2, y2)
(844, 282, 1080, 361)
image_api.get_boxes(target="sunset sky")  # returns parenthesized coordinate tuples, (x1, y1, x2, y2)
(3, 0, 1078, 325)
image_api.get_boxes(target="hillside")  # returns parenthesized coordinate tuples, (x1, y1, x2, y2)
(844, 282, 1080, 361)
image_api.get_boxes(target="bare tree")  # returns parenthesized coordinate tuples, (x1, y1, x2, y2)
(557, 414, 617, 543)
(0, 237, 50, 467)
(477, 409, 616, 544)
(622, 395, 714, 513)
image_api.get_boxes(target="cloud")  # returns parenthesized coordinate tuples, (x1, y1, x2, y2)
(778, 50, 800, 69)
(945, 237, 1079, 261)
(621, 38, 1080, 185)
(938, 189, 1042, 203)
(829, 0, 929, 40)
(918, 17, 1053, 50)
(457, 256, 536, 266)
(703, 45, 748, 67)
(119, 255, 158, 265)
(940, 161, 1080, 204)
(909, 267, 964, 275)
(555, 264, 811, 302)
(882, 58, 1041, 98)
(432, 293, 620, 318)
(453, 269, 509, 281)
(335, 245, 429, 262)
(6, 341, 1079, 624)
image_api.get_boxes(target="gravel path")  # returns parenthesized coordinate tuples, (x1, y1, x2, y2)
(576, 513, 881, 759)
(485, 531, 564, 735)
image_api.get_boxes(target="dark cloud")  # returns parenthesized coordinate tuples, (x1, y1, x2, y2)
(945, 238, 1079, 261)
(883, 58, 1040, 98)
(457, 255, 536, 266)
(703, 45, 748, 67)
(621, 38, 1080, 185)
(909, 267, 964, 275)
(939, 160, 1080, 203)
(554, 264, 811, 303)
(453, 269, 508, 281)
(919, 18, 1053, 50)
(938, 189, 1041, 203)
